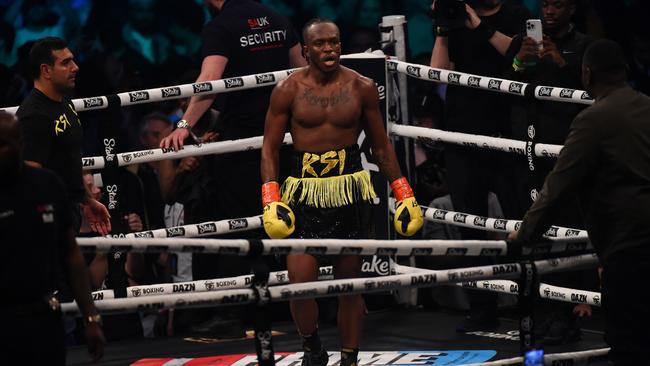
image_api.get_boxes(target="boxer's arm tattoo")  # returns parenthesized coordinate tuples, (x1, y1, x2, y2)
(300, 88, 350, 108)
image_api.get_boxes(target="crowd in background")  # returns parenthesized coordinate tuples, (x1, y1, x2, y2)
(1, 0, 650, 345)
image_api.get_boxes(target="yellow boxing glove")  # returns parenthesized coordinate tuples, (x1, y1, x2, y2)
(391, 177, 424, 236)
(262, 181, 295, 239)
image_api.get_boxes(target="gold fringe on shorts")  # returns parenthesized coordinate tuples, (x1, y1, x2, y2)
(281, 170, 377, 208)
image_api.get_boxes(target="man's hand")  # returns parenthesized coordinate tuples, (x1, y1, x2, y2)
(540, 36, 566, 67)
(516, 36, 539, 63)
(507, 230, 519, 241)
(124, 213, 143, 232)
(176, 157, 200, 174)
(84, 322, 106, 362)
(160, 128, 190, 152)
(573, 304, 592, 317)
(82, 198, 112, 235)
(464, 4, 481, 29)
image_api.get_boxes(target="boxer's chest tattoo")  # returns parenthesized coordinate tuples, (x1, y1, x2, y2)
(299, 88, 351, 108)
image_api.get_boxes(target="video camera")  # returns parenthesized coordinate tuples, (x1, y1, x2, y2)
(429, 0, 501, 30)
(429, 0, 467, 30)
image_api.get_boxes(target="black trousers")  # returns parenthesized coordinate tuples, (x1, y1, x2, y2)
(444, 145, 524, 313)
(603, 248, 650, 365)
(0, 307, 65, 364)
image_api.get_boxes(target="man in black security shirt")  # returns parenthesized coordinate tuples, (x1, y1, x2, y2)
(510, 40, 650, 365)
(16, 37, 111, 235)
(160, 0, 306, 336)
(430, 0, 530, 331)
(161, 0, 306, 149)
(0, 112, 105, 364)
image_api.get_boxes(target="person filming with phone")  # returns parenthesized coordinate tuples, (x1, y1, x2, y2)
(504, 1, 596, 345)
(429, 0, 531, 332)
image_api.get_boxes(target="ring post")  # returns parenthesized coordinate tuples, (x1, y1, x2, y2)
(518, 260, 539, 355)
(251, 259, 275, 366)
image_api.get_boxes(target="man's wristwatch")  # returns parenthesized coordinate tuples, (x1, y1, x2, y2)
(176, 119, 201, 143)
(84, 314, 103, 326)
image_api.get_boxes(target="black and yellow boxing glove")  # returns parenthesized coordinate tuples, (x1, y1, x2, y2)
(262, 181, 295, 239)
(391, 177, 424, 236)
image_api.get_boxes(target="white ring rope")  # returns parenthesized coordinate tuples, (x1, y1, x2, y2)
(3, 54, 387, 115)
(394, 263, 602, 307)
(124, 266, 333, 298)
(389, 123, 563, 158)
(76, 237, 592, 256)
(387, 59, 594, 105)
(110, 215, 262, 239)
(75, 237, 508, 256)
(460, 279, 601, 307)
(1, 68, 300, 115)
(462, 347, 609, 366)
(61, 254, 597, 316)
(389, 198, 589, 241)
(83, 134, 292, 171)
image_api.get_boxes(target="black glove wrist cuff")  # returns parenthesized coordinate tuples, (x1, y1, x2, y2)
(474, 21, 496, 42)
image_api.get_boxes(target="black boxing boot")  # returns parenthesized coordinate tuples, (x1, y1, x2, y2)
(301, 329, 328, 366)
(340, 348, 359, 366)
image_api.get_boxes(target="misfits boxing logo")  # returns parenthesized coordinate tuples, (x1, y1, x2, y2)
(255, 73, 276, 85)
(508, 82, 524, 94)
(129, 91, 150, 103)
(488, 79, 502, 90)
(580, 91, 592, 100)
(161, 87, 182, 98)
(467, 76, 481, 88)
(83, 97, 103, 109)
(406, 65, 421, 78)
(447, 73, 461, 84)
(225, 77, 244, 89)
(193, 82, 213, 94)
(386, 61, 397, 72)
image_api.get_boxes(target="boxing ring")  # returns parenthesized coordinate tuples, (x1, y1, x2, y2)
(2, 16, 611, 366)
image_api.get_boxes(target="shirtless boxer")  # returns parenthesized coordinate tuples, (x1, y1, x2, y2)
(260, 18, 423, 366)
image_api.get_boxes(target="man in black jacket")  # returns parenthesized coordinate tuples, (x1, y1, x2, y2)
(511, 39, 650, 365)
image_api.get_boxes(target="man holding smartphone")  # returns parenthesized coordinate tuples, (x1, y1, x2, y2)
(503, 0, 595, 345)
(429, 0, 530, 332)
